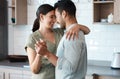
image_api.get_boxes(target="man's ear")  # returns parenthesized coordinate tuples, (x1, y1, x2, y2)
(62, 10, 67, 19)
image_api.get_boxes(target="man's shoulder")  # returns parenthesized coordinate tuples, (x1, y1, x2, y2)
(63, 30, 85, 42)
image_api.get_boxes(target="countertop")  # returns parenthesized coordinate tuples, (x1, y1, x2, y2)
(0, 60, 120, 77)
(87, 65, 120, 77)
(0, 60, 29, 70)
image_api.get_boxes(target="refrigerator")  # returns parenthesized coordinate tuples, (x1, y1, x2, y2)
(0, 0, 8, 60)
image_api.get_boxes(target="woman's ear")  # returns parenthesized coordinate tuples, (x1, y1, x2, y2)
(40, 14, 44, 22)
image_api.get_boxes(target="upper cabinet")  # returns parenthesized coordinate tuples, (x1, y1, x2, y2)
(8, 0, 27, 25)
(93, 0, 120, 24)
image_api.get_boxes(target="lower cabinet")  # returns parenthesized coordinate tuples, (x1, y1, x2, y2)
(6, 69, 23, 79)
(0, 67, 31, 79)
(23, 70, 32, 79)
(0, 72, 5, 79)
(0, 68, 6, 79)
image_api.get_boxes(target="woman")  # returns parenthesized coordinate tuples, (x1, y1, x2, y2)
(25, 4, 90, 79)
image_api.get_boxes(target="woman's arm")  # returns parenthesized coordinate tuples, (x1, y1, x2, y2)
(78, 24, 90, 35)
(34, 40, 58, 66)
(26, 47, 42, 74)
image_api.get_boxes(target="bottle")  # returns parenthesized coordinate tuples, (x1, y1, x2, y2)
(107, 13, 113, 23)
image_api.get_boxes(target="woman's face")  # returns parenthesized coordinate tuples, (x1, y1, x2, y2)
(42, 10, 56, 29)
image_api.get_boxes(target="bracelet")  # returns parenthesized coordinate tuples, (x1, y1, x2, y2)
(36, 53, 42, 57)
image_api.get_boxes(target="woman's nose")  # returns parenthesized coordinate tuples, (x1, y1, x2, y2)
(53, 18, 56, 23)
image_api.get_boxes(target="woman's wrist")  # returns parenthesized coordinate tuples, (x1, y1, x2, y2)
(36, 53, 42, 57)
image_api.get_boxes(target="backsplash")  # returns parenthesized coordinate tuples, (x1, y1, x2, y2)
(8, 1, 120, 62)
(86, 24, 120, 61)
(8, 25, 32, 55)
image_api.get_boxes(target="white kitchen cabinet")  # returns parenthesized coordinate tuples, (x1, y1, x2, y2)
(6, 69, 23, 79)
(0, 68, 5, 79)
(0, 67, 31, 79)
(0, 72, 4, 79)
(23, 70, 32, 79)
(0, 68, 23, 79)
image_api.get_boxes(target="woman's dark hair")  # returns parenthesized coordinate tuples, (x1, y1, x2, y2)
(32, 4, 54, 32)
(54, 0, 76, 17)
(32, 18, 39, 32)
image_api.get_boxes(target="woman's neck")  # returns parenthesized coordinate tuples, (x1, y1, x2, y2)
(40, 28, 52, 33)
(39, 24, 55, 44)
(39, 24, 53, 36)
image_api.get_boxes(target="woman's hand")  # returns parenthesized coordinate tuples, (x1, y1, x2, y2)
(66, 24, 90, 40)
(66, 27, 79, 40)
(35, 39, 48, 56)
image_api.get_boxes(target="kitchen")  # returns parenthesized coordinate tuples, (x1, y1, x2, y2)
(0, 0, 120, 79)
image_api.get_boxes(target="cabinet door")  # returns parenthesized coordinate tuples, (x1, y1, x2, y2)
(0, 72, 5, 79)
(6, 69, 23, 79)
(114, 0, 120, 23)
(0, 68, 5, 79)
(23, 70, 32, 79)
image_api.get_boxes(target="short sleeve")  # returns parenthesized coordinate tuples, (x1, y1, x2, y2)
(25, 34, 36, 51)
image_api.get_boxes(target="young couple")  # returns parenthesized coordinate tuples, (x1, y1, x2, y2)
(25, 0, 89, 79)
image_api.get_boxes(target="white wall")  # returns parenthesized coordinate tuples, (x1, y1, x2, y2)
(8, 1, 120, 62)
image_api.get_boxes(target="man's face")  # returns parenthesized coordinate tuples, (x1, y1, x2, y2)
(55, 8, 65, 29)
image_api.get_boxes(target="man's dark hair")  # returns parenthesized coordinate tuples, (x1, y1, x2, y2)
(54, 0, 76, 17)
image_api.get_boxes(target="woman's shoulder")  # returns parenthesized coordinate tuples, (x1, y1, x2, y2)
(53, 28, 64, 35)
(28, 30, 42, 41)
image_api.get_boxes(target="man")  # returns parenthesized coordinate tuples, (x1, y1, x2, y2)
(35, 0, 87, 79)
